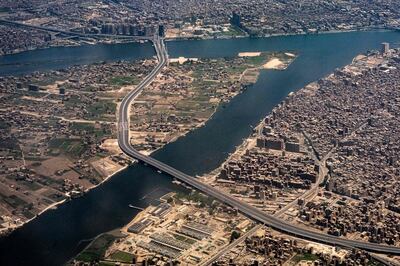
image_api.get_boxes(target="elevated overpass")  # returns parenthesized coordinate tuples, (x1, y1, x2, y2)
(117, 36, 400, 255)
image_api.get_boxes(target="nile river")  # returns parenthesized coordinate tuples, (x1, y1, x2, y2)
(0, 31, 399, 265)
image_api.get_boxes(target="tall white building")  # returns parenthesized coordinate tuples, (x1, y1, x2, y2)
(381, 42, 390, 54)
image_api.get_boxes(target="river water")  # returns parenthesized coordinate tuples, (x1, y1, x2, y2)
(0, 41, 155, 76)
(0, 31, 399, 265)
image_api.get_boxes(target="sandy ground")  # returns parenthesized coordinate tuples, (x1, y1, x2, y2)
(263, 58, 284, 69)
(166, 28, 181, 38)
(42, 81, 67, 94)
(285, 52, 296, 57)
(238, 52, 261, 57)
(169, 57, 198, 64)
(101, 139, 122, 154)
(240, 68, 260, 84)
(91, 157, 123, 177)
(33, 156, 73, 177)
(118, 85, 134, 94)
(21, 96, 59, 104)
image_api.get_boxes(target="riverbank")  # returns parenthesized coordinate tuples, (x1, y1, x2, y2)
(1, 30, 400, 266)
(0, 29, 380, 235)
(200, 49, 381, 211)
(72, 45, 400, 264)
(0, 59, 156, 233)
(0, 51, 292, 236)
(165, 26, 395, 43)
(128, 52, 292, 154)
(0, 26, 395, 59)
(0, 158, 133, 237)
(202, 47, 400, 257)
(0, 36, 149, 57)
(71, 191, 255, 265)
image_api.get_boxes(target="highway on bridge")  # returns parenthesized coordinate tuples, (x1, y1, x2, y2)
(117, 36, 400, 255)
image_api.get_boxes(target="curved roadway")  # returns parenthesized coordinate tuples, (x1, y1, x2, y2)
(117, 37, 400, 255)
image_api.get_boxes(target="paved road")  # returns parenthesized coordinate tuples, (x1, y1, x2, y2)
(370, 253, 400, 266)
(117, 37, 400, 255)
(199, 224, 262, 266)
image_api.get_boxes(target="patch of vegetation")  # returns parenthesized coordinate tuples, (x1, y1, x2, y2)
(70, 122, 111, 138)
(42, 198, 54, 205)
(244, 53, 270, 66)
(230, 230, 241, 243)
(368, 260, 385, 266)
(0, 7, 11, 12)
(64, 95, 82, 107)
(4, 195, 27, 209)
(98, 262, 116, 266)
(48, 138, 86, 158)
(0, 136, 20, 151)
(0, 120, 10, 130)
(22, 209, 35, 219)
(291, 253, 319, 264)
(173, 234, 196, 244)
(175, 191, 215, 208)
(225, 64, 248, 74)
(35, 175, 59, 187)
(108, 250, 135, 263)
(109, 76, 140, 86)
(21, 180, 42, 191)
(31, 77, 59, 87)
(70, 122, 95, 131)
(86, 100, 116, 120)
(192, 68, 208, 79)
(218, 26, 245, 37)
(83, 85, 98, 92)
(75, 233, 119, 263)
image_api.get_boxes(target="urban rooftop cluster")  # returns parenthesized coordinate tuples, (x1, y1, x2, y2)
(1, 0, 400, 54)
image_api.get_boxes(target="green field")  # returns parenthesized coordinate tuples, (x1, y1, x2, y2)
(75, 233, 119, 262)
(0, 120, 10, 130)
(63, 95, 84, 111)
(218, 26, 245, 37)
(108, 250, 135, 263)
(48, 138, 86, 158)
(70, 122, 111, 138)
(0, 136, 20, 151)
(175, 191, 215, 207)
(0, 7, 10, 12)
(109, 75, 140, 86)
(4, 195, 27, 209)
(86, 100, 116, 120)
(291, 253, 319, 264)
(98, 262, 116, 266)
(243, 53, 271, 65)
(173, 233, 197, 245)
(21, 180, 42, 191)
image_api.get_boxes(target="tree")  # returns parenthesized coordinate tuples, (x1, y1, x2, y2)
(230, 230, 241, 243)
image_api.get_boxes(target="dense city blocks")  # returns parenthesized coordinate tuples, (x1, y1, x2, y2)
(0, 1, 400, 265)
